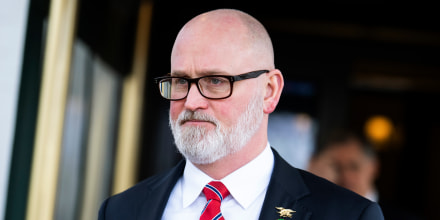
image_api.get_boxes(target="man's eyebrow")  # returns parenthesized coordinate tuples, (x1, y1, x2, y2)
(170, 70, 228, 77)
(170, 71, 187, 77)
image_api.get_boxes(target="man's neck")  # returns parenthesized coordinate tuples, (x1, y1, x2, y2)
(193, 138, 268, 180)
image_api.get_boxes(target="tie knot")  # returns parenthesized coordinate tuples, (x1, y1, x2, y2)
(203, 181, 230, 202)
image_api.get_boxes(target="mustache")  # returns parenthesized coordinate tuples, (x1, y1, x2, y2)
(177, 110, 218, 126)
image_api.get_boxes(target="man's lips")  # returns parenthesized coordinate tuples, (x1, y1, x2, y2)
(180, 119, 215, 126)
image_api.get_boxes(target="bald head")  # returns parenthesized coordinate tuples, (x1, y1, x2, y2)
(167, 9, 285, 172)
(171, 9, 274, 73)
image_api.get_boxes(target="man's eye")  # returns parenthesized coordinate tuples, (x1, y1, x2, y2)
(175, 78, 187, 85)
(209, 77, 227, 85)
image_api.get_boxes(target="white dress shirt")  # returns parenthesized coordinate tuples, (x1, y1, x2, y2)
(162, 143, 274, 220)
(365, 189, 379, 202)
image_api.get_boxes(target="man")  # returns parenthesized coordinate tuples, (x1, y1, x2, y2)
(308, 131, 421, 220)
(98, 9, 384, 219)
(308, 131, 379, 201)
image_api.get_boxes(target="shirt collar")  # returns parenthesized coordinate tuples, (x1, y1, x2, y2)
(181, 143, 274, 209)
(181, 159, 212, 208)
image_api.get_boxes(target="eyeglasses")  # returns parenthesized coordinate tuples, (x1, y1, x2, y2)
(154, 70, 269, 100)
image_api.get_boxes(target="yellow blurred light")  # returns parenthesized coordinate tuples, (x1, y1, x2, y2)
(365, 115, 393, 143)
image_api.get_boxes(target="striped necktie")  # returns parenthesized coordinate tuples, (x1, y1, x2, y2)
(200, 181, 230, 220)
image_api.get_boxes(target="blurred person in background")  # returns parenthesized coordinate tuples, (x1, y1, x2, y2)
(308, 130, 422, 220)
(308, 131, 379, 201)
(98, 9, 384, 219)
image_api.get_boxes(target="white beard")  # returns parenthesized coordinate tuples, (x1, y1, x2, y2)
(169, 94, 264, 164)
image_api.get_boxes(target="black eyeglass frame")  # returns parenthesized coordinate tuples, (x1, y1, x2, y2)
(154, 69, 269, 101)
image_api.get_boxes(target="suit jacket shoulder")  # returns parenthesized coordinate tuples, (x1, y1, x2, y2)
(98, 160, 185, 220)
(259, 149, 384, 220)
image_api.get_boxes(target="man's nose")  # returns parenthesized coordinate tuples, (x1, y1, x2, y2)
(184, 83, 208, 111)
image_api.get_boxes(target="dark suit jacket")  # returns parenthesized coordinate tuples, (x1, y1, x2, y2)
(99, 149, 384, 219)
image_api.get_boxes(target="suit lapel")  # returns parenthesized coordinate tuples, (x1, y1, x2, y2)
(137, 159, 186, 220)
(259, 149, 312, 220)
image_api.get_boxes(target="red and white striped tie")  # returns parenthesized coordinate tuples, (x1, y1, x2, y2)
(200, 181, 230, 220)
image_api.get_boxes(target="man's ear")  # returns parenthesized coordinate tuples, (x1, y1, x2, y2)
(263, 69, 284, 114)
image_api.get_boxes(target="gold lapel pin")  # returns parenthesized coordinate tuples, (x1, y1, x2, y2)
(275, 207, 296, 219)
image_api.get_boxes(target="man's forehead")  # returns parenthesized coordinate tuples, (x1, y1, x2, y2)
(170, 39, 248, 76)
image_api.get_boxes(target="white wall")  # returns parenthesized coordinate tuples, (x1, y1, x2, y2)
(0, 0, 30, 219)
